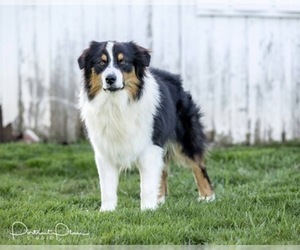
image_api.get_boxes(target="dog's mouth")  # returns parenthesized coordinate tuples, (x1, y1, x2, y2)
(103, 86, 124, 92)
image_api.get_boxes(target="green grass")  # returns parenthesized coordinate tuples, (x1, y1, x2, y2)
(0, 142, 299, 244)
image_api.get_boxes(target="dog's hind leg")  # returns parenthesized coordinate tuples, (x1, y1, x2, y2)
(158, 169, 168, 204)
(158, 147, 175, 205)
(191, 155, 215, 201)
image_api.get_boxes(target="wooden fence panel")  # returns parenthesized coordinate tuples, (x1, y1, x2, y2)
(0, 4, 299, 144)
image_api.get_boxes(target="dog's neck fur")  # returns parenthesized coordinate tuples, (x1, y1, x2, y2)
(79, 72, 160, 169)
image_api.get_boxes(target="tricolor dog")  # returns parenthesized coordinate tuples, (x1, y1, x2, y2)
(78, 41, 215, 211)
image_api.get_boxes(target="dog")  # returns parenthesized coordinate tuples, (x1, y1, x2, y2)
(78, 41, 215, 211)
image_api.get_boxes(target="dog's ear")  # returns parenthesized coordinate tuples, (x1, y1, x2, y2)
(135, 44, 151, 67)
(78, 49, 88, 70)
(130, 42, 151, 80)
(132, 42, 151, 67)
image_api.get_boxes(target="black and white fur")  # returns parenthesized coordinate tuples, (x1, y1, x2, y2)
(78, 41, 215, 211)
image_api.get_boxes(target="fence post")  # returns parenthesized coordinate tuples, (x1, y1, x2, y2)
(0, 105, 3, 142)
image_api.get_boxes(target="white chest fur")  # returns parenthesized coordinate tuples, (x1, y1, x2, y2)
(79, 73, 160, 169)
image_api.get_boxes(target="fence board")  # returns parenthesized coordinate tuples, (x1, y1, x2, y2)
(1, 7, 19, 129)
(291, 19, 300, 139)
(281, 19, 294, 141)
(229, 18, 248, 144)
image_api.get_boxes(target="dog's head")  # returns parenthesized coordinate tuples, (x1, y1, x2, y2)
(78, 41, 151, 100)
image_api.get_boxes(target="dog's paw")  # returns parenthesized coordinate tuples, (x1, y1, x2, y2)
(141, 202, 159, 211)
(141, 206, 158, 211)
(157, 196, 166, 205)
(198, 193, 215, 202)
(100, 202, 117, 212)
(100, 207, 115, 212)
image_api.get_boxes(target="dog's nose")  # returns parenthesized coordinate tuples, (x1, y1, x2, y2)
(105, 74, 116, 85)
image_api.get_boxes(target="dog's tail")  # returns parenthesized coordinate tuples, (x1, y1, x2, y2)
(176, 88, 207, 159)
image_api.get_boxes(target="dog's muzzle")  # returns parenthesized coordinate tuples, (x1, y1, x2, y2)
(103, 74, 124, 92)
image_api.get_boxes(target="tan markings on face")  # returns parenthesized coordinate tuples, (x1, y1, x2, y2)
(117, 53, 124, 61)
(89, 68, 102, 98)
(123, 67, 141, 100)
(101, 54, 107, 62)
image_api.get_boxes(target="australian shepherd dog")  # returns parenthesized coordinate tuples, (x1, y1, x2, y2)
(78, 41, 215, 211)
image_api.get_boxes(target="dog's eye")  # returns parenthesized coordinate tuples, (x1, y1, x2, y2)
(99, 61, 106, 66)
(120, 60, 126, 65)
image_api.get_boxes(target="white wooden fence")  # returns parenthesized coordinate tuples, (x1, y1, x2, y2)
(0, 3, 300, 144)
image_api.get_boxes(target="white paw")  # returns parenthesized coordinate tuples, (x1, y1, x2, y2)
(100, 202, 116, 212)
(141, 200, 158, 211)
(157, 196, 166, 205)
(141, 205, 158, 211)
(198, 193, 215, 202)
(100, 207, 115, 212)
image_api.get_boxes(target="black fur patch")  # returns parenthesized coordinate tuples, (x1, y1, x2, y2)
(150, 68, 207, 160)
(78, 41, 107, 99)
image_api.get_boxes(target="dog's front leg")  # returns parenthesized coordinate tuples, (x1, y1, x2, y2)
(95, 155, 119, 212)
(138, 145, 164, 210)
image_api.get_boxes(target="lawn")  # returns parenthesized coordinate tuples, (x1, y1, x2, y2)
(0, 142, 299, 244)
